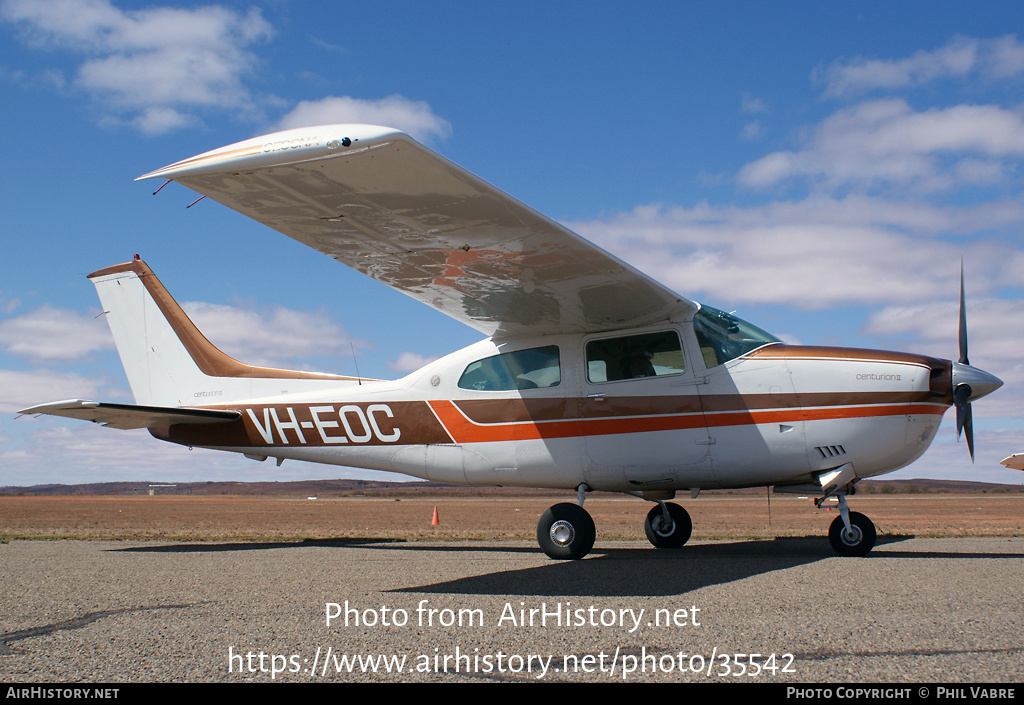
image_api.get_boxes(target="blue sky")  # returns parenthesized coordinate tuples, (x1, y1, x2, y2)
(2, 0, 1024, 486)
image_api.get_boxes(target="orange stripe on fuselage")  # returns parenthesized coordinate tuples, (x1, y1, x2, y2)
(428, 400, 707, 442)
(428, 399, 948, 444)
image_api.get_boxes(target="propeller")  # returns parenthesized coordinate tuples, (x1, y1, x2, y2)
(951, 262, 1003, 461)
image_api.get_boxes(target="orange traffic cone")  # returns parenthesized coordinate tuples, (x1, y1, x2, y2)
(431, 506, 440, 526)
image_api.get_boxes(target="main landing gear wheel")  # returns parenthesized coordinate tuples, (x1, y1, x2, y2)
(644, 502, 692, 548)
(828, 511, 876, 557)
(537, 503, 596, 560)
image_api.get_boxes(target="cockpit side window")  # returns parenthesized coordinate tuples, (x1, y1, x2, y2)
(458, 345, 561, 391)
(586, 330, 685, 383)
(692, 305, 781, 367)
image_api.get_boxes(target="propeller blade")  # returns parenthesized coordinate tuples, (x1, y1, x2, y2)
(954, 384, 970, 439)
(959, 261, 969, 366)
(964, 402, 974, 462)
(953, 386, 975, 463)
(951, 263, 999, 463)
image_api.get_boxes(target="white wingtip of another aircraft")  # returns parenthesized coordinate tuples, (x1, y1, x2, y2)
(999, 454, 1024, 471)
(136, 124, 407, 182)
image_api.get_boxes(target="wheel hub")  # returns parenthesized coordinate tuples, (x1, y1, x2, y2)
(652, 515, 675, 537)
(550, 520, 575, 546)
(841, 525, 863, 545)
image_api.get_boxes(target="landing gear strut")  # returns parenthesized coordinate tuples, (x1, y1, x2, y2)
(822, 493, 876, 557)
(644, 502, 692, 548)
(537, 484, 595, 560)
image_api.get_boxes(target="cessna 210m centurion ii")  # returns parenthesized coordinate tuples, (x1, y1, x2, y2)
(21, 124, 1004, 560)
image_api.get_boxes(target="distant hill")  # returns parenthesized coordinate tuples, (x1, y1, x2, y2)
(1, 477, 1021, 497)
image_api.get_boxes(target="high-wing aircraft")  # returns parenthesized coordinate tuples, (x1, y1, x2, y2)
(20, 124, 1005, 560)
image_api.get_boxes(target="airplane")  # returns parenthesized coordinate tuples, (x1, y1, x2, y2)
(1000, 455, 1024, 471)
(19, 124, 1004, 560)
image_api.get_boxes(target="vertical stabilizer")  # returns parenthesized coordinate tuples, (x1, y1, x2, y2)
(89, 258, 356, 406)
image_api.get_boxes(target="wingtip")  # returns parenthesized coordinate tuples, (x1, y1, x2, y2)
(17, 399, 98, 415)
(136, 124, 408, 182)
(999, 454, 1024, 471)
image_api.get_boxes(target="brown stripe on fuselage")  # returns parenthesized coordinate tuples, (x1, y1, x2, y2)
(746, 344, 946, 367)
(153, 401, 454, 447)
(89, 260, 361, 381)
(451, 397, 704, 424)
(453, 391, 941, 424)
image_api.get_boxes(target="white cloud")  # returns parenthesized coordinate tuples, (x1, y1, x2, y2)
(0, 305, 112, 361)
(182, 301, 364, 370)
(1, 1, 453, 141)
(2, 416, 406, 486)
(858, 295, 1024, 428)
(274, 95, 452, 144)
(889, 423, 1023, 484)
(740, 121, 764, 141)
(0, 0, 272, 132)
(128, 105, 195, 134)
(1, 420, 235, 485)
(738, 100, 1024, 192)
(864, 295, 1024, 365)
(569, 197, 1014, 311)
(740, 93, 767, 114)
(818, 35, 1024, 97)
(387, 352, 439, 374)
(0, 296, 20, 315)
(1, 368, 110, 413)
(0, 296, 371, 369)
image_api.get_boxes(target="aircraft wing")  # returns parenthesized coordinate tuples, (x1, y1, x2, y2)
(138, 125, 695, 337)
(999, 454, 1024, 471)
(18, 400, 240, 431)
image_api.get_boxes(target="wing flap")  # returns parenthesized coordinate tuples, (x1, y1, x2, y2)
(139, 125, 695, 337)
(19, 400, 240, 431)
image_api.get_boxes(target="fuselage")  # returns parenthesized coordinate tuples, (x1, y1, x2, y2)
(154, 318, 952, 493)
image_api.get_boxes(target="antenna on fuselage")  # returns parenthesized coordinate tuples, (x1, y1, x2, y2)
(350, 342, 362, 385)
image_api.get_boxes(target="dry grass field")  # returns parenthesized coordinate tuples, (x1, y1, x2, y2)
(1, 493, 1022, 542)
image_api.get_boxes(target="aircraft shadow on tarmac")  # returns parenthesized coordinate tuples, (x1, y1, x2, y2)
(387, 537, 902, 597)
(0, 603, 201, 655)
(109, 534, 1024, 598)
(112, 537, 405, 553)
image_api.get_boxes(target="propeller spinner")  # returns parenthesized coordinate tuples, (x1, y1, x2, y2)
(951, 264, 1003, 460)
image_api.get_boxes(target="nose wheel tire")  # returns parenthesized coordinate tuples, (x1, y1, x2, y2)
(644, 502, 692, 548)
(828, 511, 876, 557)
(537, 503, 596, 560)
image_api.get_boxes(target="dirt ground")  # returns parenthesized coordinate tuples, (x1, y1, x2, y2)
(2, 493, 1021, 542)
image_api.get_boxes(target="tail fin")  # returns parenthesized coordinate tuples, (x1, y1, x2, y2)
(90, 258, 356, 406)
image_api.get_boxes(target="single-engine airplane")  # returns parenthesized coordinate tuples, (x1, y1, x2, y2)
(20, 124, 1004, 559)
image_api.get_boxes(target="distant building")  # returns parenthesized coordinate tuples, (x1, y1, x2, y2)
(148, 484, 178, 496)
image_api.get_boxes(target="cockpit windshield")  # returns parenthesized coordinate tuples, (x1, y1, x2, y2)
(693, 305, 781, 367)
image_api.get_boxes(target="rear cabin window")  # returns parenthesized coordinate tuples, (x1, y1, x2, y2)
(586, 331, 685, 383)
(458, 345, 561, 391)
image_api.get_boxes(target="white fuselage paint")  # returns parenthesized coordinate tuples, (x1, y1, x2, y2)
(191, 327, 947, 493)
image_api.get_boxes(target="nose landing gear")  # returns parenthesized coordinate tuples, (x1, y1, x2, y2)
(820, 492, 876, 557)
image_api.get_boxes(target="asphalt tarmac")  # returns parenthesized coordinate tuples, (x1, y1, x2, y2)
(1, 536, 1021, 683)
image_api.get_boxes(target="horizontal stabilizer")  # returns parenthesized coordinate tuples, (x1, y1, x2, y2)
(18, 400, 239, 430)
